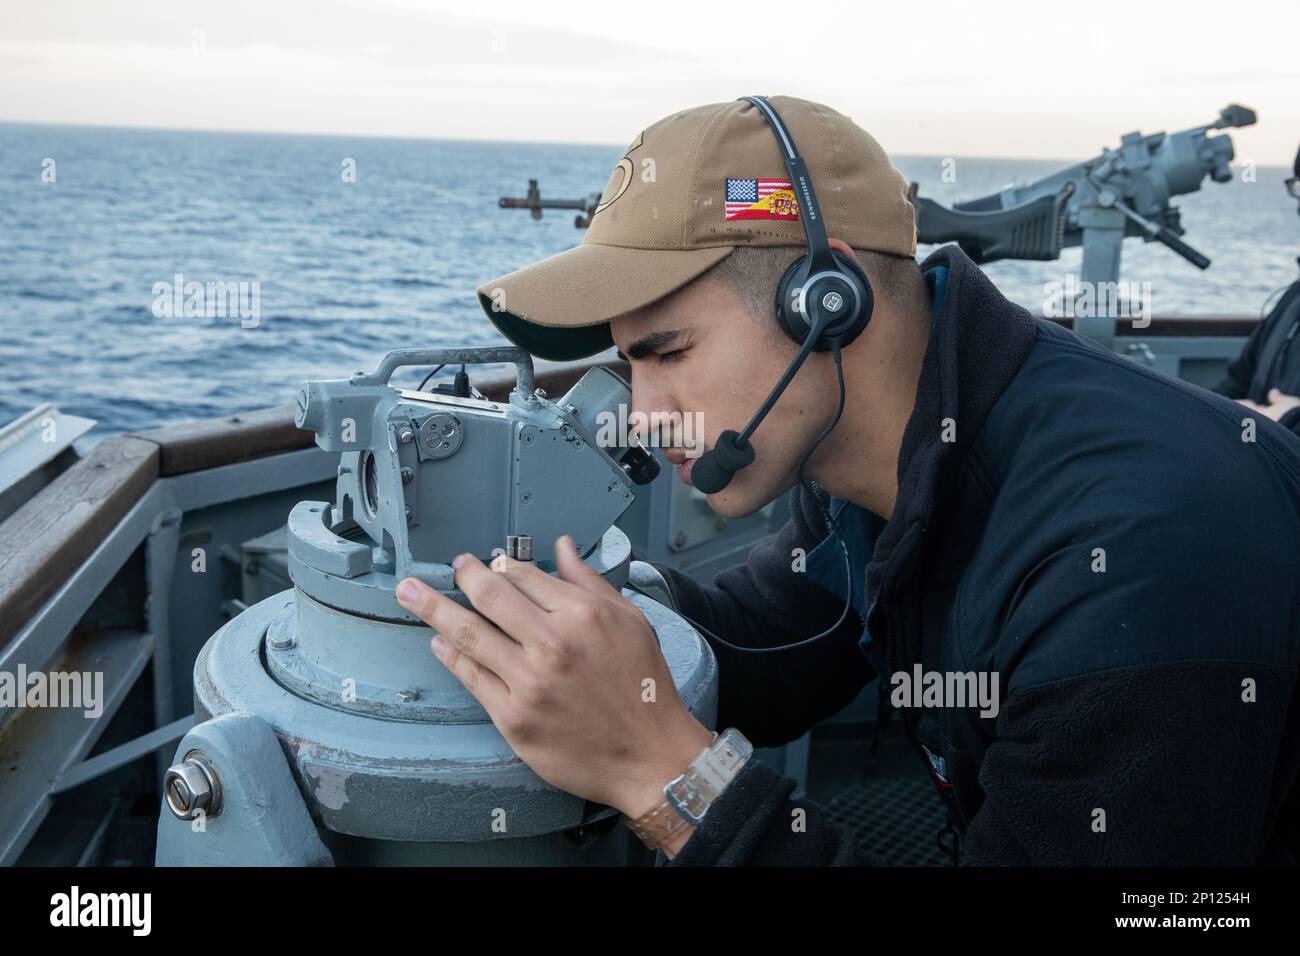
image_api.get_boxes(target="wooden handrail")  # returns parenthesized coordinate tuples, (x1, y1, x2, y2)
(0, 436, 159, 652)
(129, 404, 313, 477)
(1052, 316, 1261, 337)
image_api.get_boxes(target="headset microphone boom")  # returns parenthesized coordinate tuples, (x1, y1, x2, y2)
(679, 95, 871, 654)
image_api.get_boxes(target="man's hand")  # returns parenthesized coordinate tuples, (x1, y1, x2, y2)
(395, 536, 713, 821)
(1237, 388, 1300, 422)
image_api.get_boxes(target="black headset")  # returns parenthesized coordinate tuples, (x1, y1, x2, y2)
(690, 95, 874, 495)
(663, 95, 863, 655)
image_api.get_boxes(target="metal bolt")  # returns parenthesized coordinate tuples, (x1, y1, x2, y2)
(560, 424, 570, 435)
(268, 629, 295, 650)
(400, 466, 414, 484)
(398, 427, 415, 444)
(164, 754, 221, 821)
(674, 531, 688, 548)
(520, 492, 533, 504)
(397, 688, 421, 702)
(405, 506, 415, 523)
(533, 387, 547, 400)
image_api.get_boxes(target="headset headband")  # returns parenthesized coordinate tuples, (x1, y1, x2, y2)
(739, 96, 837, 276)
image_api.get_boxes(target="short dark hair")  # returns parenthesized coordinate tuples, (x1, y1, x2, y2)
(701, 245, 924, 324)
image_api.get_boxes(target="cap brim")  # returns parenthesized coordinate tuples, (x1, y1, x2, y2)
(476, 242, 733, 362)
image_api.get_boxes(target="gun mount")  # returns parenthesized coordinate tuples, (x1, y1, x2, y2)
(912, 104, 1257, 345)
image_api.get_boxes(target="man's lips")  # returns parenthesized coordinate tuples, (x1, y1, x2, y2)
(676, 457, 696, 485)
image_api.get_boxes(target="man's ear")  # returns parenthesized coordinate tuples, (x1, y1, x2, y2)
(827, 237, 860, 263)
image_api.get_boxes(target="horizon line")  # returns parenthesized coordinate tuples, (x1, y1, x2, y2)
(6, 116, 1264, 169)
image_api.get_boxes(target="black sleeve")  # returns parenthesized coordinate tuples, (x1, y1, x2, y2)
(1212, 317, 1266, 399)
(648, 484, 875, 746)
(959, 512, 1300, 865)
(663, 759, 879, 866)
(1279, 405, 1300, 435)
(1211, 282, 1299, 399)
(961, 661, 1296, 865)
(665, 662, 1294, 866)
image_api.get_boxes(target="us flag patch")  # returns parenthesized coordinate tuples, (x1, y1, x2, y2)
(724, 178, 799, 221)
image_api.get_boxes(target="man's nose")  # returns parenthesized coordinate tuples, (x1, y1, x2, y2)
(629, 380, 676, 445)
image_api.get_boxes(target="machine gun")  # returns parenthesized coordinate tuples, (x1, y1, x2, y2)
(498, 178, 603, 228)
(912, 104, 1256, 345)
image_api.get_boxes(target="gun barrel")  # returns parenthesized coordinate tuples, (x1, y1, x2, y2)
(498, 197, 596, 211)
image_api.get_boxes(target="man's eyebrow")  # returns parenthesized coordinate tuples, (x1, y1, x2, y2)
(615, 329, 686, 362)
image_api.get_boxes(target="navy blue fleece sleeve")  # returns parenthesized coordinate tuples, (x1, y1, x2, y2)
(961, 661, 1298, 865)
(664, 759, 878, 866)
(650, 485, 874, 747)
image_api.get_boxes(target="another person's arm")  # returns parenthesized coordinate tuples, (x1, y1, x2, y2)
(1211, 284, 1298, 399)
(1213, 285, 1300, 434)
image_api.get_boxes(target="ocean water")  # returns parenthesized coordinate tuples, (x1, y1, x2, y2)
(0, 122, 1296, 435)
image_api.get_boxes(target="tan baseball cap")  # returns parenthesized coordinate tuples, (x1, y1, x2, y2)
(475, 95, 917, 361)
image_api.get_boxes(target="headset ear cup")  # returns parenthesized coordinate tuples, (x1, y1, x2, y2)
(824, 251, 874, 350)
(774, 255, 813, 346)
(773, 252, 875, 350)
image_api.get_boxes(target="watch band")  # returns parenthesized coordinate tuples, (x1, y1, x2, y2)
(624, 728, 753, 851)
(623, 792, 696, 851)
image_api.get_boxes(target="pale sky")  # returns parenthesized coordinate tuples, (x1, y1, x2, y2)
(1, 0, 1297, 163)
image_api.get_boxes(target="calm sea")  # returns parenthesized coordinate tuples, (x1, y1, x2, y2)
(1, 122, 1296, 435)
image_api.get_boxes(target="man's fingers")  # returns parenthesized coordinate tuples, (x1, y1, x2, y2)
(396, 577, 523, 681)
(489, 552, 587, 612)
(451, 552, 550, 643)
(553, 535, 620, 600)
(430, 630, 511, 714)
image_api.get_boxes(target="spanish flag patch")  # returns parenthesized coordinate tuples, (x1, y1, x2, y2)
(724, 178, 799, 221)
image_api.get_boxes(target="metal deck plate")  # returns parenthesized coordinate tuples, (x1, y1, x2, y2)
(824, 775, 951, 867)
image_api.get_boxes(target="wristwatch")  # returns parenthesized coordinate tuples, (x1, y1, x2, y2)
(624, 727, 753, 851)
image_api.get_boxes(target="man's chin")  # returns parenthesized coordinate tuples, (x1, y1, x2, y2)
(704, 485, 770, 520)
